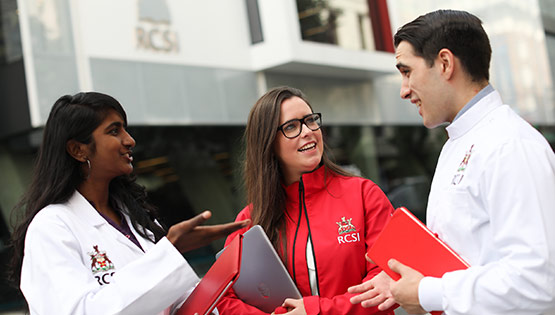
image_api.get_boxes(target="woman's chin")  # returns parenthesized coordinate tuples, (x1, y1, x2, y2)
(304, 160, 322, 173)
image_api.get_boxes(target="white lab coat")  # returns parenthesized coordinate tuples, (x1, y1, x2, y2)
(418, 90, 555, 314)
(21, 190, 200, 315)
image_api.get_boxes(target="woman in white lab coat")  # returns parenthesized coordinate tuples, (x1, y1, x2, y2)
(8, 92, 249, 315)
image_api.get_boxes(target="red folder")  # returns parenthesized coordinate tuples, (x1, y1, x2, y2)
(367, 207, 470, 315)
(177, 234, 242, 315)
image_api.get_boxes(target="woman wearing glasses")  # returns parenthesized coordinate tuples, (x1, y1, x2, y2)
(217, 86, 395, 315)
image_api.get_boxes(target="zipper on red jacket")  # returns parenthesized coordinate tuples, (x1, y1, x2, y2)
(291, 179, 303, 285)
(291, 177, 321, 295)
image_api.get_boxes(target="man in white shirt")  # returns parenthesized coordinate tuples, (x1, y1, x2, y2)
(349, 9, 555, 315)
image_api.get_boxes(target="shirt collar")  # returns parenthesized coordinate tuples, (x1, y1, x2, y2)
(445, 87, 503, 139)
(452, 84, 494, 122)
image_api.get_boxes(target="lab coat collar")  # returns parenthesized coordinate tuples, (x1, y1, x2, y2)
(68, 190, 157, 251)
(67, 190, 108, 227)
(446, 90, 503, 140)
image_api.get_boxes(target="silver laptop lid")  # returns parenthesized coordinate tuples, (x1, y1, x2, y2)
(216, 225, 302, 313)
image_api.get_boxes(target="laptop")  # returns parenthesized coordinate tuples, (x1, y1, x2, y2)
(216, 225, 302, 313)
(177, 233, 242, 315)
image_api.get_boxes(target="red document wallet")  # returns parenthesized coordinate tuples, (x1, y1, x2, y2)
(367, 207, 470, 315)
(177, 234, 242, 315)
(368, 207, 470, 280)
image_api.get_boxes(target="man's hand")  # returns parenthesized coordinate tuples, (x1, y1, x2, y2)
(349, 270, 396, 310)
(167, 210, 250, 253)
(349, 254, 396, 310)
(388, 259, 427, 314)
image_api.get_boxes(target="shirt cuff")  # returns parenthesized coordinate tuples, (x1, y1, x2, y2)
(418, 276, 443, 312)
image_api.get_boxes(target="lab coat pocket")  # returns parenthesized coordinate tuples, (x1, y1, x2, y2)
(435, 188, 472, 249)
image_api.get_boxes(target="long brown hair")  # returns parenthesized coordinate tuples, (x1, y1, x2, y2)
(243, 86, 352, 257)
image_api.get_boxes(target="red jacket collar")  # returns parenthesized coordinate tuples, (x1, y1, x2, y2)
(283, 166, 331, 203)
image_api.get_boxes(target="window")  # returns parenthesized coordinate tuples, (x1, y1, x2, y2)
(296, 0, 393, 52)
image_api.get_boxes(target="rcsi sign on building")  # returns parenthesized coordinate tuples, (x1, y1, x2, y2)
(78, 0, 252, 68)
(135, 0, 179, 53)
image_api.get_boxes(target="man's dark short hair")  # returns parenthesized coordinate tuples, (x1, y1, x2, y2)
(394, 9, 492, 82)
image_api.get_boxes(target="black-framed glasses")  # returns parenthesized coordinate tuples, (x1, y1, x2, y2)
(277, 113, 322, 139)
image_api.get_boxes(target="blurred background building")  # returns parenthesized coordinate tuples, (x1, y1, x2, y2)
(1, 0, 554, 311)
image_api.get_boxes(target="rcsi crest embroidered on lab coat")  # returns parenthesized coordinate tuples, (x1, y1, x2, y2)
(451, 144, 474, 185)
(88, 245, 115, 274)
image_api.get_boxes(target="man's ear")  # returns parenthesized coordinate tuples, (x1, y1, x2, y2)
(437, 48, 455, 80)
(66, 139, 87, 162)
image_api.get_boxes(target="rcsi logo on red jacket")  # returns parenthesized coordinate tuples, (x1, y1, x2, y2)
(336, 217, 360, 244)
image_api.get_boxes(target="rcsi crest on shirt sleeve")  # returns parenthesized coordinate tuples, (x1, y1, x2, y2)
(336, 217, 360, 244)
(89, 245, 115, 274)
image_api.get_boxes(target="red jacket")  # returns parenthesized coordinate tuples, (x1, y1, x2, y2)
(217, 166, 395, 315)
